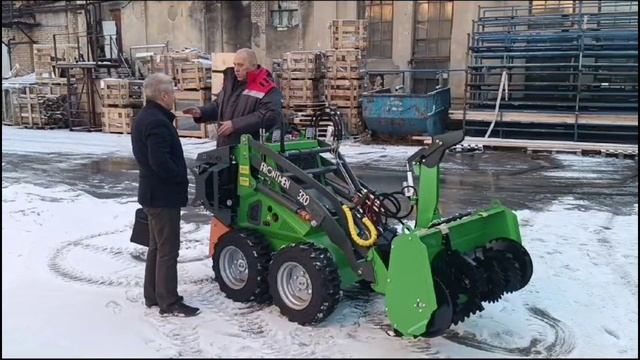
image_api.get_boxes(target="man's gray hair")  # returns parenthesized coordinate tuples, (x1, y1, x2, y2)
(144, 73, 174, 102)
(236, 48, 258, 67)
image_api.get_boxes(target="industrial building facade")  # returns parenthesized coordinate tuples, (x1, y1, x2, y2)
(3, 0, 638, 142)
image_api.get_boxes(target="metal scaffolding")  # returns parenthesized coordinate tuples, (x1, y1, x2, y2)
(464, 1, 638, 142)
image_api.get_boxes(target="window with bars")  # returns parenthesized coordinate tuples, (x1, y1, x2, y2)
(413, 1, 453, 60)
(412, 1, 453, 93)
(270, 0, 299, 28)
(358, 1, 393, 58)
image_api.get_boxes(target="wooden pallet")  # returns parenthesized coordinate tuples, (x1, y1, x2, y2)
(325, 78, 364, 92)
(172, 90, 211, 139)
(281, 79, 324, 105)
(152, 52, 200, 77)
(325, 79, 364, 107)
(15, 102, 42, 127)
(289, 114, 334, 140)
(175, 63, 209, 90)
(36, 78, 68, 96)
(325, 49, 363, 79)
(282, 51, 324, 79)
(101, 79, 144, 108)
(173, 114, 208, 138)
(101, 107, 139, 134)
(283, 101, 328, 113)
(13, 87, 40, 127)
(33, 44, 79, 79)
(173, 90, 212, 113)
(330, 19, 368, 50)
(34, 45, 55, 80)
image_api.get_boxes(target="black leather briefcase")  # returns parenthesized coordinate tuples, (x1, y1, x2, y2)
(130, 208, 150, 247)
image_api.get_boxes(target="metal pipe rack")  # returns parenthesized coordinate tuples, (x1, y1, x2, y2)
(463, 0, 638, 143)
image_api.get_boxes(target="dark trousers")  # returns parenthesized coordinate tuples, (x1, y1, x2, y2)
(143, 207, 181, 309)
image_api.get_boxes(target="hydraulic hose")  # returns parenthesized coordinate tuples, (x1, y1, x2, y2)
(341, 205, 379, 247)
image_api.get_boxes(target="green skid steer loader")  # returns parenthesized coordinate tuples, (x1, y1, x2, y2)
(191, 116, 533, 337)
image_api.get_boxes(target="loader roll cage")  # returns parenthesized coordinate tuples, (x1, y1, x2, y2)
(248, 138, 376, 281)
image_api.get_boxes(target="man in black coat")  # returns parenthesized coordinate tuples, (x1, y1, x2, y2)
(182, 48, 283, 147)
(131, 73, 199, 317)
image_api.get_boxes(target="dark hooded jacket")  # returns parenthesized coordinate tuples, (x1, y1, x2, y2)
(195, 65, 283, 147)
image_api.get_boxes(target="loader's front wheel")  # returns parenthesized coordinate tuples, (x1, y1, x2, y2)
(212, 229, 272, 303)
(269, 243, 342, 325)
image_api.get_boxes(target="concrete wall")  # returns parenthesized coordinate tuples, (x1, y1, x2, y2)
(302, 1, 336, 51)
(121, 1, 206, 54)
(220, 1, 252, 52)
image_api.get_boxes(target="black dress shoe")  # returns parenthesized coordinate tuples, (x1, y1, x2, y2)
(159, 301, 200, 317)
(145, 295, 184, 308)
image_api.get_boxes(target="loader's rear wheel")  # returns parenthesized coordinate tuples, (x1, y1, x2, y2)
(422, 277, 454, 338)
(268, 243, 342, 325)
(212, 229, 271, 303)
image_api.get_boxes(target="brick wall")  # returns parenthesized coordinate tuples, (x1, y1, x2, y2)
(2, 9, 80, 73)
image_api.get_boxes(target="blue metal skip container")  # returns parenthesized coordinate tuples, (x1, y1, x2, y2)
(361, 87, 450, 137)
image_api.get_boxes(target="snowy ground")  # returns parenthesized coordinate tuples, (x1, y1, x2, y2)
(2, 126, 638, 358)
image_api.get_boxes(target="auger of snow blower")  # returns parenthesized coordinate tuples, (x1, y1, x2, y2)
(191, 118, 533, 338)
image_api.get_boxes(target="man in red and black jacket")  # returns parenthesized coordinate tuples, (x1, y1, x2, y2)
(183, 48, 283, 147)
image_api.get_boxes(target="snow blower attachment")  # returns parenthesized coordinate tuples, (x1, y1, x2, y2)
(192, 127, 533, 337)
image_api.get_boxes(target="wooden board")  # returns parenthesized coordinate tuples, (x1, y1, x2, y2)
(449, 110, 638, 126)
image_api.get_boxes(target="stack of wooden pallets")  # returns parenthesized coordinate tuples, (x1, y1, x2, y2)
(281, 51, 324, 107)
(280, 51, 327, 132)
(100, 79, 144, 134)
(12, 87, 61, 129)
(325, 20, 367, 135)
(33, 44, 79, 80)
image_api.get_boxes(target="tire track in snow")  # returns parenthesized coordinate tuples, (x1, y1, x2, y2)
(442, 305, 576, 357)
(48, 229, 212, 288)
(192, 282, 326, 358)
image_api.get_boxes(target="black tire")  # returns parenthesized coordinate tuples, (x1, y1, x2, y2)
(212, 229, 271, 303)
(268, 243, 342, 325)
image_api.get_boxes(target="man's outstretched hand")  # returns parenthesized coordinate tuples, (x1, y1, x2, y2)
(182, 106, 201, 118)
(218, 121, 234, 136)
